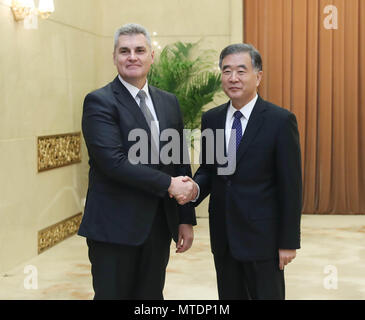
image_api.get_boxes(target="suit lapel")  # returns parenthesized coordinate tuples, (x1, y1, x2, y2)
(111, 77, 150, 133)
(211, 102, 230, 172)
(217, 102, 230, 158)
(235, 96, 266, 165)
(217, 101, 230, 130)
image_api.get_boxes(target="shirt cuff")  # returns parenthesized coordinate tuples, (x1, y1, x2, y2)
(190, 182, 200, 203)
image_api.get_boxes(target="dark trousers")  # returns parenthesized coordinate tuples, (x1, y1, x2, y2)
(213, 249, 285, 300)
(86, 207, 171, 300)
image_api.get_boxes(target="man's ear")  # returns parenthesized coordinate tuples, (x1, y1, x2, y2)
(256, 70, 263, 87)
(113, 51, 117, 66)
(151, 49, 155, 64)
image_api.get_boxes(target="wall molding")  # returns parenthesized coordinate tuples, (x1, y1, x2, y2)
(38, 212, 83, 254)
(37, 132, 82, 172)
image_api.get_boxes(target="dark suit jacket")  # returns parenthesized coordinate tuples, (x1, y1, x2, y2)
(78, 76, 196, 246)
(194, 96, 302, 261)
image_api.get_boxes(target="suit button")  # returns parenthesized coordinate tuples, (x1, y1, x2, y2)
(227, 181, 231, 187)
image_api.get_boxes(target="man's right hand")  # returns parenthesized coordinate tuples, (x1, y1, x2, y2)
(168, 176, 197, 205)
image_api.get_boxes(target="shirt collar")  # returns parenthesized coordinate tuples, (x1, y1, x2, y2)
(227, 94, 258, 121)
(118, 75, 150, 99)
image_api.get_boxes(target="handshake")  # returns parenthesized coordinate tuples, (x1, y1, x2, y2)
(168, 176, 199, 205)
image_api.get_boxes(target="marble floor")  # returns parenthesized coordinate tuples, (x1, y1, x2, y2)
(0, 215, 364, 300)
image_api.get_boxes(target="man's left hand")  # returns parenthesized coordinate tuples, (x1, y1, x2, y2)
(176, 224, 194, 253)
(279, 249, 296, 270)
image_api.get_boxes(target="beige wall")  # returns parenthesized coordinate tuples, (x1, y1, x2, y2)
(96, 0, 243, 85)
(0, 0, 242, 273)
(0, 0, 100, 273)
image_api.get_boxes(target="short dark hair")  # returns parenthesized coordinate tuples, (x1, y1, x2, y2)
(219, 43, 262, 72)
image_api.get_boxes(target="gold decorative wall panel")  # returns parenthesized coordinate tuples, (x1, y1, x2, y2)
(38, 213, 83, 254)
(37, 133, 82, 172)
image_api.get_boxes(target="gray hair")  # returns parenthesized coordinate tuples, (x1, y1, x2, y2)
(219, 43, 262, 72)
(114, 23, 152, 50)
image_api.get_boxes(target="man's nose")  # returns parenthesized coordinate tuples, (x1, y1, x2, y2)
(128, 51, 137, 60)
(229, 71, 239, 82)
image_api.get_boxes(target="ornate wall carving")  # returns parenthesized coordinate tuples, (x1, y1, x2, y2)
(37, 133, 81, 172)
(38, 213, 83, 254)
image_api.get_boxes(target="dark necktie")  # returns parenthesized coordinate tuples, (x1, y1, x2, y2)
(228, 110, 243, 153)
(225, 110, 243, 174)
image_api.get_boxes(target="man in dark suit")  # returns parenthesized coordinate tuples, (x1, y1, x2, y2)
(184, 43, 302, 299)
(78, 23, 197, 300)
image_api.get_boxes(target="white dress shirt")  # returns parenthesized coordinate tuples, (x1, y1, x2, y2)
(118, 75, 160, 134)
(225, 94, 258, 150)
